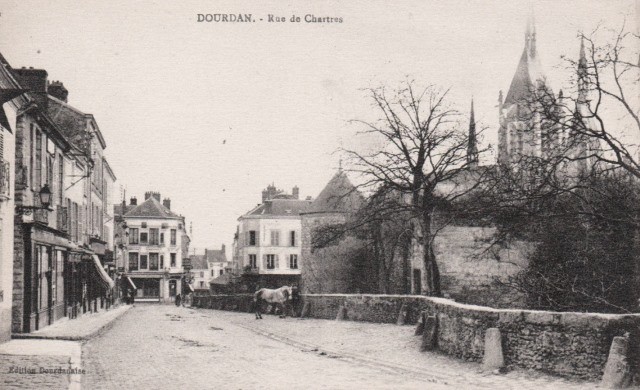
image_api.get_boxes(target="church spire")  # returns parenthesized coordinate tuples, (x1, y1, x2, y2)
(577, 36, 588, 104)
(467, 98, 479, 166)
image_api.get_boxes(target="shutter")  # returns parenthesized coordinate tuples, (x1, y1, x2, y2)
(262, 254, 267, 269)
(255, 230, 259, 246)
(275, 254, 279, 269)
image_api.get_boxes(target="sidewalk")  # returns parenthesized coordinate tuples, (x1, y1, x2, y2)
(0, 339, 82, 390)
(13, 304, 132, 341)
(0, 304, 132, 390)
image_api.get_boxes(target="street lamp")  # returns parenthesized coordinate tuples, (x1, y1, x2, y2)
(16, 184, 53, 215)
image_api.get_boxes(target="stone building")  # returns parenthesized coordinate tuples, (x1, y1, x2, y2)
(236, 184, 311, 288)
(115, 192, 189, 303)
(8, 65, 116, 334)
(300, 170, 369, 293)
(188, 245, 228, 291)
(0, 54, 23, 342)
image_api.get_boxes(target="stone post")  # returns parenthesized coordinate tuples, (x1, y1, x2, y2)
(420, 315, 438, 352)
(336, 305, 347, 321)
(300, 301, 310, 318)
(482, 328, 505, 371)
(415, 311, 426, 336)
(396, 304, 408, 325)
(601, 336, 632, 388)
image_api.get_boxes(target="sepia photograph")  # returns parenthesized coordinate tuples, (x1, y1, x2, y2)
(0, 0, 639, 388)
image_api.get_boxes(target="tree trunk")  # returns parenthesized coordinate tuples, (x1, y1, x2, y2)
(422, 212, 442, 297)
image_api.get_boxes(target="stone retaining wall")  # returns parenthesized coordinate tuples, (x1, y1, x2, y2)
(192, 293, 640, 381)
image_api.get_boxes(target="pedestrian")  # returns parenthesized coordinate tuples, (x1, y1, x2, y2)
(175, 293, 182, 307)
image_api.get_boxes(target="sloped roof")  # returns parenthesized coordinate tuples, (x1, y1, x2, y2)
(245, 198, 312, 217)
(205, 249, 227, 263)
(124, 196, 182, 219)
(189, 255, 208, 270)
(113, 203, 135, 217)
(305, 171, 364, 214)
(504, 22, 549, 106)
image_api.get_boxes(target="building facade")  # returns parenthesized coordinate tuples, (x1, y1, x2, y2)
(117, 192, 189, 303)
(0, 55, 22, 342)
(7, 65, 116, 334)
(237, 185, 311, 288)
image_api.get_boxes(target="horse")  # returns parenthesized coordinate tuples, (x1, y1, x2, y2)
(254, 286, 293, 319)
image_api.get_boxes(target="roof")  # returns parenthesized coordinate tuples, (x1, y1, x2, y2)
(209, 273, 234, 285)
(205, 249, 227, 263)
(243, 198, 312, 217)
(124, 196, 182, 219)
(503, 20, 548, 106)
(189, 255, 208, 270)
(305, 171, 364, 214)
(113, 203, 135, 217)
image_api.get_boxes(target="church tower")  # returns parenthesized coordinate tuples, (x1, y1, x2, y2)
(498, 15, 552, 169)
(467, 99, 479, 166)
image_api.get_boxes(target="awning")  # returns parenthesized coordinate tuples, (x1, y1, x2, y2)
(91, 254, 116, 289)
(126, 276, 137, 290)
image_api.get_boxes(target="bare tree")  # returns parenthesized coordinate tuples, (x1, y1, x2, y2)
(343, 81, 489, 296)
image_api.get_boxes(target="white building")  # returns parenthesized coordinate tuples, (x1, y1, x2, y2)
(119, 192, 189, 303)
(189, 246, 229, 290)
(237, 185, 311, 287)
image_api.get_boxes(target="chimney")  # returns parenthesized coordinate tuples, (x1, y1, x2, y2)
(48, 81, 68, 102)
(145, 191, 161, 201)
(163, 198, 171, 210)
(292, 186, 299, 199)
(130, 196, 137, 206)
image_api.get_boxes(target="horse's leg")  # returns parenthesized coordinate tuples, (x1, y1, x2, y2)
(278, 302, 286, 318)
(254, 299, 261, 319)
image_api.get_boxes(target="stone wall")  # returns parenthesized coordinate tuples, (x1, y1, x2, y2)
(412, 225, 532, 306)
(194, 293, 640, 381)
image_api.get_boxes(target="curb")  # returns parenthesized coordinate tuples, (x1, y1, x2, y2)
(11, 305, 133, 342)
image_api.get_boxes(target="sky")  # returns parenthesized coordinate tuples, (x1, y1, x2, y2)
(0, 0, 637, 254)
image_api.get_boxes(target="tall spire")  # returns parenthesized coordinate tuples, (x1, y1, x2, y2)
(467, 98, 479, 166)
(525, 10, 537, 57)
(577, 36, 588, 104)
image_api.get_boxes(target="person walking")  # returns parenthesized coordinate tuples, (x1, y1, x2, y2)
(175, 293, 182, 307)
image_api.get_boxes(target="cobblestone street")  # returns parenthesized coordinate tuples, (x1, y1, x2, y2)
(81, 305, 600, 389)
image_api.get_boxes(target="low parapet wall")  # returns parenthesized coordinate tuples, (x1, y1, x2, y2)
(192, 293, 639, 381)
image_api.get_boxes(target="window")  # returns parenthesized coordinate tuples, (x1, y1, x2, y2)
(160, 233, 164, 245)
(140, 232, 148, 244)
(149, 228, 159, 245)
(270, 230, 280, 246)
(58, 156, 63, 205)
(170, 253, 176, 267)
(248, 231, 256, 246)
(249, 254, 257, 268)
(200, 281, 204, 288)
(129, 253, 139, 271)
(211, 270, 214, 277)
(290, 231, 296, 246)
(160, 255, 164, 269)
(266, 254, 276, 269)
(29, 124, 34, 187)
(289, 254, 298, 269)
(149, 253, 159, 271)
(129, 228, 139, 244)
(220, 270, 223, 276)
(170, 229, 177, 245)
(200, 271, 204, 277)
(140, 255, 148, 270)
(46, 154, 53, 202)
(34, 130, 42, 190)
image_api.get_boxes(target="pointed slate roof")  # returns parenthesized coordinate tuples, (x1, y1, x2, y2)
(189, 255, 208, 270)
(205, 248, 227, 263)
(305, 171, 364, 214)
(124, 196, 181, 219)
(503, 17, 548, 106)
